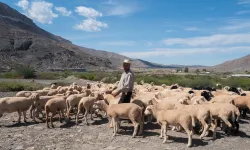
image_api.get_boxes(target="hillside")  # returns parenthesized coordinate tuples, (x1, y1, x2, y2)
(0, 2, 112, 71)
(2, 2, 235, 72)
(210, 54, 250, 72)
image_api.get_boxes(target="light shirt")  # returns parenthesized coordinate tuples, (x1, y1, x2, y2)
(117, 69, 134, 94)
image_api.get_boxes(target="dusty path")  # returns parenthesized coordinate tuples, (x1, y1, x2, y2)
(0, 92, 250, 150)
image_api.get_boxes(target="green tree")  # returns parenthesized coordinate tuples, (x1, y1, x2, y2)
(202, 68, 207, 72)
(195, 69, 200, 73)
(184, 67, 189, 73)
(15, 65, 36, 79)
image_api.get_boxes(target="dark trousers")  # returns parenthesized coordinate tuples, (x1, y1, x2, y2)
(119, 92, 132, 103)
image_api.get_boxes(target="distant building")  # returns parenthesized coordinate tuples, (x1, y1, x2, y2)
(231, 74, 250, 77)
(48, 68, 87, 72)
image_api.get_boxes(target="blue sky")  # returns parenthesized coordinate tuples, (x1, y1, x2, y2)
(2, 0, 250, 66)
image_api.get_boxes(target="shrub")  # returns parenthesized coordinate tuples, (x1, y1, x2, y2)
(0, 81, 44, 92)
(0, 71, 20, 78)
(15, 65, 36, 79)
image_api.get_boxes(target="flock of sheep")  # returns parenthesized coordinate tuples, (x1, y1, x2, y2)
(0, 80, 250, 148)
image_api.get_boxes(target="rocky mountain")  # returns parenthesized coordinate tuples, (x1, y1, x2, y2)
(210, 54, 250, 72)
(0, 2, 193, 71)
(0, 2, 111, 71)
(4, 2, 246, 72)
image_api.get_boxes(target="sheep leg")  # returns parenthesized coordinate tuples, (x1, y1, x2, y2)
(17, 110, 22, 124)
(84, 107, 89, 125)
(46, 112, 50, 128)
(200, 119, 209, 139)
(32, 109, 37, 123)
(108, 117, 113, 128)
(132, 120, 139, 138)
(50, 113, 55, 128)
(159, 126, 163, 139)
(61, 110, 66, 122)
(138, 117, 144, 136)
(23, 111, 27, 123)
(211, 120, 217, 140)
(67, 106, 72, 120)
(220, 117, 232, 136)
(162, 123, 168, 144)
(30, 106, 34, 119)
(76, 109, 81, 125)
(59, 111, 63, 123)
(90, 111, 93, 121)
(112, 118, 117, 137)
(182, 125, 193, 148)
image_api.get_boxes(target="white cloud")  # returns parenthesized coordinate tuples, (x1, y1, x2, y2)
(55, 7, 72, 16)
(120, 46, 250, 58)
(16, 0, 29, 10)
(220, 19, 250, 30)
(74, 18, 108, 32)
(236, 10, 250, 15)
(106, 5, 137, 16)
(238, 0, 250, 4)
(75, 6, 102, 18)
(27, 1, 58, 24)
(100, 41, 135, 46)
(146, 42, 153, 46)
(102, 0, 117, 5)
(163, 33, 250, 47)
(103, 0, 139, 16)
(184, 27, 200, 31)
(165, 30, 176, 32)
(16, 0, 58, 24)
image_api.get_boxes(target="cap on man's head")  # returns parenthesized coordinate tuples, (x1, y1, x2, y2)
(123, 59, 131, 64)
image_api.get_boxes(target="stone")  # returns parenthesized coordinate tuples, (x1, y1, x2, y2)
(15, 146, 24, 150)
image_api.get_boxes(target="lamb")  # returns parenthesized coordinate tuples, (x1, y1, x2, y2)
(209, 95, 237, 104)
(35, 90, 50, 96)
(75, 92, 104, 125)
(43, 84, 57, 90)
(144, 105, 193, 147)
(234, 96, 250, 117)
(58, 86, 69, 94)
(66, 90, 92, 119)
(47, 89, 59, 96)
(16, 91, 33, 97)
(190, 96, 208, 105)
(45, 96, 67, 128)
(0, 93, 39, 123)
(201, 103, 240, 139)
(174, 104, 212, 139)
(104, 94, 119, 105)
(94, 100, 143, 138)
(31, 95, 62, 122)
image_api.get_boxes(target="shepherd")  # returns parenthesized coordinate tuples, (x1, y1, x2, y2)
(112, 59, 135, 103)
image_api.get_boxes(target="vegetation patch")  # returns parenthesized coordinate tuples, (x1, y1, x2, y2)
(0, 81, 44, 92)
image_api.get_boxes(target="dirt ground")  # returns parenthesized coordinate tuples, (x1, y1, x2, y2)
(1, 92, 250, 150)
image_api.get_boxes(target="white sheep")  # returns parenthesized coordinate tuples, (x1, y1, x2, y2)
(75, 92, 104, 125)
(144, 105, 193, 147)
(0, 93, 39, 123)
(94, 100, 143, 138)
(45, 96, 67, 128)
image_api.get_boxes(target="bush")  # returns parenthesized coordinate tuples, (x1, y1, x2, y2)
(0, 71, 20, 78)
(15, 65, 36, 79)
(0, 81, 44, 92)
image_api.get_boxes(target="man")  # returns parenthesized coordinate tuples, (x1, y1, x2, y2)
(112, 59, 134, 103)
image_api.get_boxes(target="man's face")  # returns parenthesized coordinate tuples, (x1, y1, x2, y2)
(123, 63, 130, 71)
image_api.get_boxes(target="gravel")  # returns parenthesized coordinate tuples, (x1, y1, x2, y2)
(0, 92, 250, 150)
